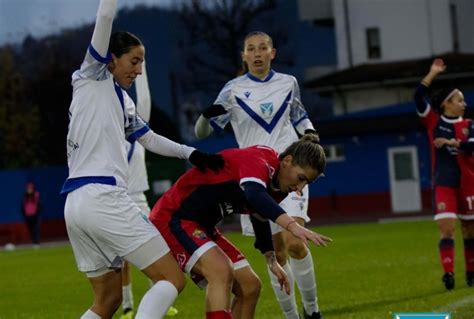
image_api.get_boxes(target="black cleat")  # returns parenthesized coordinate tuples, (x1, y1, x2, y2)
(303, 309, 322, 319)
(467, 271, 474, 287)
(442, 272, 455, 290)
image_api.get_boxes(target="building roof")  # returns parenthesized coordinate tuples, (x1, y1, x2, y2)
(305, 53, 474, 93)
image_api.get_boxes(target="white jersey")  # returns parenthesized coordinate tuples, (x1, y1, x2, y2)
(62, 45, 150, 194)
(127, 141, 149, 193)
(212, 70, 314, 153)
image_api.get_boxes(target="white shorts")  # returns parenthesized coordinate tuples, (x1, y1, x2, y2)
(241, 186, 310, 236)
(129, 191, 151, 216)
(65, 184, 169, 276)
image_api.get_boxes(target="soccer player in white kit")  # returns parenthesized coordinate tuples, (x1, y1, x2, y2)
(120, 63, 178, 318)
(61, 1, 224, 318)
(195, 31, 323, 319)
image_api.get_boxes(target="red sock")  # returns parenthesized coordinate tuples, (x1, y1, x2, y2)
(439, 238, 455, 273)
(206, 310, 232, 319)
(463, 239, 474, 272)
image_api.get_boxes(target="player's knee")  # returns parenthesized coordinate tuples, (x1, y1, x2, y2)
(287, 240, 308, 259)
(206, 262, 235, 286)
(243, 275, 261, 300)
(275, 249, 288, 266)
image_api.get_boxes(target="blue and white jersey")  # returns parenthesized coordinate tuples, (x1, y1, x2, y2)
(212, 70, 314, 153)
(62, 45, 150, 194)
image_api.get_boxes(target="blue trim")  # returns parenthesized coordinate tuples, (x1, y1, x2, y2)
(246, 69, 275, 83)
(88, 45, 112, 64)
(113, 83, 127, 124)
(293, 114, 309, 127)
(60, 176, 117, 195)
(235, 90, 292, 134)
(127, 142, 136, 162)
(127, 125, 150, 143)
(209, 119, 224, 133)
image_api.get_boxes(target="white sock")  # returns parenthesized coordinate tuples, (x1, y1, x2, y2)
(135, 280, 178, 319)
(81, 309, 101, 319)
(122, 284, 134, 310)
(267, 263, 299, 319)
(290, 252, 319, 314)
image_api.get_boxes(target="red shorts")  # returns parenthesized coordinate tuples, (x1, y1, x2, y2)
(154, 218, 248, 287)
(435, 186, 474, 220)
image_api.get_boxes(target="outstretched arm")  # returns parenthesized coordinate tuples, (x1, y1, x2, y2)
(243, 182, 332, 247)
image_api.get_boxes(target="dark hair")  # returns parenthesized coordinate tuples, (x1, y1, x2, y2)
(279, 135, 326, 175)
(239, 31, 274, 76)
(109, 31, 143, 58)
(431, 87, 457, 112)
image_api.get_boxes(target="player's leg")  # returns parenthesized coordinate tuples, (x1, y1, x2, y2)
(125, 236, 185, 319)
(434, 186, 458, 290)
(83, 269, 123, 318)
(231, 266, 261, 319)
(284, 217, 320, 318)
(269, 230, 298, 319)
(192, 246, 235, 318)
(120, 261, 134, 319)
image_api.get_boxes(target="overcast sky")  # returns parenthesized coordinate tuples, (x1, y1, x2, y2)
(0, 0, 182, 45)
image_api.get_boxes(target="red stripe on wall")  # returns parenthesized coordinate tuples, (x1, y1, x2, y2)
(0, 219, 67, 245)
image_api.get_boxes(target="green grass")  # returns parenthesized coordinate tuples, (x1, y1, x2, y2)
(1, 220, 473, 318)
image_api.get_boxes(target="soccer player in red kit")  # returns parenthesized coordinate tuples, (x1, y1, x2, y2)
(149, 135, 331, 319)
(415, 58, 474, 290)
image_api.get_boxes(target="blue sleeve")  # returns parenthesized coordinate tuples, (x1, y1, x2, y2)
(414, 83, 431, 114)
(250, 215, 274, 254)
(242, 181, 286, 222)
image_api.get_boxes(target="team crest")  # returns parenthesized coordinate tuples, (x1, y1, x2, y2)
(438, 202, 446, 211)
(259, 102, 274, 116)
(193, 229, 207, 240)
(244, 91, 251, 98)
(463, 127, 469, 136)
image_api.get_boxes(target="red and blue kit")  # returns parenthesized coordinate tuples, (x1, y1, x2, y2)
(415, 84, 474, 219)
(149, 146, 285, 280)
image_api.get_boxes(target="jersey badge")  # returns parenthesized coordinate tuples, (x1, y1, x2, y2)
(260, 102, 274, 116)
(463, 127, 469, 136)
(193, 229, 207, 240)
(244, 91, 251, 98)
(437, 202, 446, 211)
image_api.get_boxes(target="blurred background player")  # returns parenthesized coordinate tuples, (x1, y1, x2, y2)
(21, 181, 41, 247)
(195, 31, 323, 319)
(149, 135, 331, 319)
(414, 58, 474, 290)
(120, 62, 178, 318)
(61, 0, 224, 317)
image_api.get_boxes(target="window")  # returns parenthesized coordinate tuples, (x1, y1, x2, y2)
(366, 27, 381, 59)
(322, 144, 345, 162)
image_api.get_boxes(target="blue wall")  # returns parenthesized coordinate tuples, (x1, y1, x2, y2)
(0, 167, 68, 223)
(191, 129, 432, 200)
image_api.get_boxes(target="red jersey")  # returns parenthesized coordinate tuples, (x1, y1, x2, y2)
(149, 145, 283, 231)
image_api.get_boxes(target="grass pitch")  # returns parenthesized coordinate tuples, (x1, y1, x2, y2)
(1, 220, 473, 318)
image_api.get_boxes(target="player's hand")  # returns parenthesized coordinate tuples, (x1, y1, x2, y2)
(189, 150, 225, 173)
(430, 58, 446, 75)
(265, 251, 291, 295)
(433, 137, 459, 148)
(287, 222, 332, 247)
(202, 104, 227, 119)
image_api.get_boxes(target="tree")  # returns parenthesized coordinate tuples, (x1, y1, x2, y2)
(0, 47, 42, 169)
(177, 0, 292, 95)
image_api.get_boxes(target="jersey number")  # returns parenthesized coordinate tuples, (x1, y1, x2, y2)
(466, 196, 474, 211)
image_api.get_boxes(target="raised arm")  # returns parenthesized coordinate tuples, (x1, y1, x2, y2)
(135, 61, 151, 122)
(414, 59, 446, 114)
(91, 0, 117, 57)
